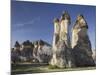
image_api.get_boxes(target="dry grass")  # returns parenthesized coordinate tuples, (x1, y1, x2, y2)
(11, 63, 96, 74)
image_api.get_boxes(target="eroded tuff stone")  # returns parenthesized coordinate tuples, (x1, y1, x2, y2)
(11, 40, 52, 63)
(33, 40, 52, 63)
(50, 40, 75, 68)
(50, 11, 75, 68)
(72, 14, 95, 66)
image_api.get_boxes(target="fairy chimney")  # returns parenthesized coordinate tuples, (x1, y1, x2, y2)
(50, 11, 75, 68)
(72, 14, 95, 66)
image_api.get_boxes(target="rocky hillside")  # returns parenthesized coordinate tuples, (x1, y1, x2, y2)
(11, 40, 52, 63)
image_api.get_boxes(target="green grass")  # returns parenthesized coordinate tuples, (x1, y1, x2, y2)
(11, 64, 96, 74)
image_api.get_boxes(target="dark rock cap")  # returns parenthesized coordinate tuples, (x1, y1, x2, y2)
(14, 41, 20, 47)
(22, 40, 33, 47)
(53, 18, 59, 23)
(73, 14, 88, 29)
(34, 41, 38, 45)
(77, 14, 84, 21)
(61, 11, 70, 20)
(38, 40, 44, 45)
(60, 11, 71, 24)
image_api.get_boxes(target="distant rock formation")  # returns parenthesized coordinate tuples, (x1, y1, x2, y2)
(50, 11, 75, 68)
(33, 40, 52, 63)
(11, 40, 52, 63)
(71, 14, 95, 66)
(11, 41, 21, 63)
(21, 40, 33, 60)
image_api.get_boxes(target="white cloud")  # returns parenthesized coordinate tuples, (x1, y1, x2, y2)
(12, 16, 40, 28)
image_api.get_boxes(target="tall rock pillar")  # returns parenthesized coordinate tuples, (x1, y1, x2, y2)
(60, 11, 71, 47)
(72, 14, 95, 66)
(52, 18, 60, 50)
(50, 11, 75, 68)
(50, 18, 60, 67)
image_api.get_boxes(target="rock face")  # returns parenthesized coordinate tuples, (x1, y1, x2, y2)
(92, 49, 96, 64)
(11, 41, 21, 63)
(72, 14, 95, 66)
(33, 40, 52, 63)
(21, 40, 33, 61)
(50, 11, 75, 68)
(11, 40, 52, 63)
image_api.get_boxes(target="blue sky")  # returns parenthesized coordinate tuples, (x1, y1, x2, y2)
(11, 1, 96, 49)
